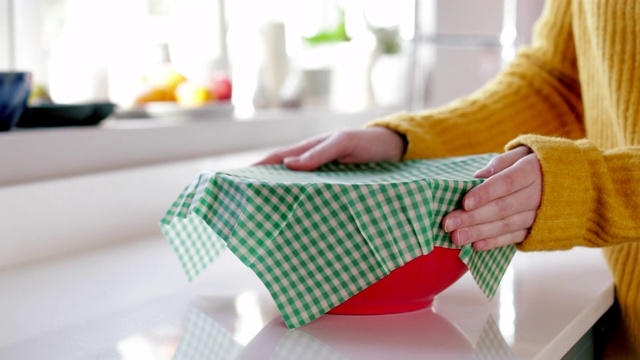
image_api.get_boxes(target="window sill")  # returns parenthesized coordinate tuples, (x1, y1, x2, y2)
(0, 107, 397, 186)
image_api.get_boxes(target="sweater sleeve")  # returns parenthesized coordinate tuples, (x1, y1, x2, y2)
(366, 0, 585, 160)
(506, 135, 640, 251)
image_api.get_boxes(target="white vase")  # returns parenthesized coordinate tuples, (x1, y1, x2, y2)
(370, 53, 407, 108)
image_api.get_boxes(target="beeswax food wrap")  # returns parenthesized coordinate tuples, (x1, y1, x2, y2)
(161, 154, 516, 328)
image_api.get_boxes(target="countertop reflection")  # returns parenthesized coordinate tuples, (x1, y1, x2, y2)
(0, 236, 613, 359)
(175, 303, 508, 360)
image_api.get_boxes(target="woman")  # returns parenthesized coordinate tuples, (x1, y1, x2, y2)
(257, 1, 640, 356)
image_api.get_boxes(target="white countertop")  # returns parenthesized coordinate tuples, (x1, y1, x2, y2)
(0, 236, 614, 359)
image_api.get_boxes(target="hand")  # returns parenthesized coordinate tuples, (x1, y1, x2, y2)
(443, 146, 542, 251)
(254, 127, 406, 171)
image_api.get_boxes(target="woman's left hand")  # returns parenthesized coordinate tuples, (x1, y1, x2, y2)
(443, 146, 542, 251)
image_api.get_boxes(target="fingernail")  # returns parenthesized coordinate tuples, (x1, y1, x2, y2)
(457, 229, 469, 245)
(444, 216, 460, 232)
(464, 195, 476, 210)
(473, 166, 492, 178)
(284, 156, 300, 165)
(474, 240, 486, 251)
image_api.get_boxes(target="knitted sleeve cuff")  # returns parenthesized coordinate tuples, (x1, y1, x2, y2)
(365, 112, 449, 160)
(505, 135, 594, 251)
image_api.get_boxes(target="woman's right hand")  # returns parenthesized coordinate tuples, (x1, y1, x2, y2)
(254, 126, 406, 171)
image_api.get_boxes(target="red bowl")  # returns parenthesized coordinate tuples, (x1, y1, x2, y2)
(328, 247, 467, 315)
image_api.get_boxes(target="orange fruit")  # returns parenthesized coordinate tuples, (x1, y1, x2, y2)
(134, 86, 176, 104)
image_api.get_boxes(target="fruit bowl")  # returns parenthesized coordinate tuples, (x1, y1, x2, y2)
(116, 101, 234, 120)
(328, 247, 468, 315)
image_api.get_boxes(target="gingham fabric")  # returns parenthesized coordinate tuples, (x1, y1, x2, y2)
(472, 315, 514, 359)
(173, 307, 242, 360)
(161, 154, 516, 328)
(271, 330, 348, 360)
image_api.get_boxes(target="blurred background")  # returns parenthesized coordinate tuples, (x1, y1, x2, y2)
(0, 0, 545, 118)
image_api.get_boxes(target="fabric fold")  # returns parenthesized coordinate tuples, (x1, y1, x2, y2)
(400, 180, 436, 256)
(224, 180, 304, 267)
(343, 183, 406, 272)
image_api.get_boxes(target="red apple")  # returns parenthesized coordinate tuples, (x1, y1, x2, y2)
(209, 74, 232, 101)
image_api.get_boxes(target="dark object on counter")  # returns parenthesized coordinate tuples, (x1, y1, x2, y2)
(0, 72, 32, 131)
(16, 102, 116, 128)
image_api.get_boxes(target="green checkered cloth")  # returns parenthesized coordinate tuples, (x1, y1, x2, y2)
(161, 154, 516, 329)
(271, 330, 347, 360)
(173, 307, 243, 360)
(473, 315, 514, 359)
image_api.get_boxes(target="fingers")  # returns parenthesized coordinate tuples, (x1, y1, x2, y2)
(254, 134, 327, 166)
(443, 150, 542, 252)
(473, 229, 530, 251)
(253, 131, 358, 171)
(449, 210, 536, 246)
(445, 184, 540, 233)
(463, 153, 539, 211)
(473, 146, 532, 178)
(254, 127, 405, 171)
(284, 133, 354, 171)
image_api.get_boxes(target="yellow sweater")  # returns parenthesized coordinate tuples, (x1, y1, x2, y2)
(369, 0, 640, 357)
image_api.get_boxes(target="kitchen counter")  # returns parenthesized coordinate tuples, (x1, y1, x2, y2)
(0, 236, 614, 359)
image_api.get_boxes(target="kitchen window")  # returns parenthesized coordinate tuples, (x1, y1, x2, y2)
(2, 0, 544, 120)
(3, 0, 419, 116)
